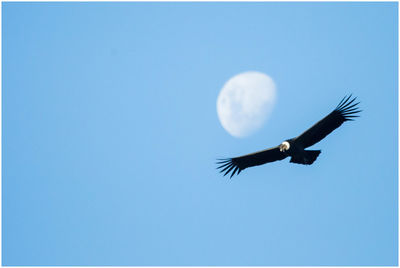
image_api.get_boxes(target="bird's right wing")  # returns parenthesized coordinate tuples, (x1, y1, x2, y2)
(216, 146, 287, 178)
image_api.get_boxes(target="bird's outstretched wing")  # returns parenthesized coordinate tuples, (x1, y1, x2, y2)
(216, 146, 287, 178)
(295, 95, 361, 148)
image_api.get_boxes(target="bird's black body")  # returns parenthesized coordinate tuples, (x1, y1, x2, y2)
(217, 95, 361, 178)
(279, 138, 321, 165)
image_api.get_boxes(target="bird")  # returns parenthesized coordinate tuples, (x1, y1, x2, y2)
(216, 94, 361, 178)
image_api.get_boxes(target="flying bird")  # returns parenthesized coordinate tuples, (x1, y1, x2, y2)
(216, 95, 361, 178)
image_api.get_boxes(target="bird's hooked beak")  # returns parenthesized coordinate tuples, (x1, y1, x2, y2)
(280, 141, 290, 152)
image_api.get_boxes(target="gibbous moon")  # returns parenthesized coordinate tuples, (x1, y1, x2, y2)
(217, 71, 277, 138)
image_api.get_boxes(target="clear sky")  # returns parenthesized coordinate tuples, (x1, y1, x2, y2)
(2, 2, 398, 266)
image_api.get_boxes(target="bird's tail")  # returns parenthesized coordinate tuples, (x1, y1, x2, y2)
(290, 150, 321, 165)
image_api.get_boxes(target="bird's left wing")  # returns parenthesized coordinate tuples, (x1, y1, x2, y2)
(295, 95, 361, 148)
(216, 146, 287, 178)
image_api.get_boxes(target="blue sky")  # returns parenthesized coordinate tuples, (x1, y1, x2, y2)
(2, 2, 398, 265)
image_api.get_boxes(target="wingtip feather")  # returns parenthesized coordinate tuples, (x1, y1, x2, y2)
(216, 157, 243, 178)
(335, 95, 361, 121)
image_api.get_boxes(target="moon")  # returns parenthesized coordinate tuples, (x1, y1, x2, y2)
(217, 71, 277, 138)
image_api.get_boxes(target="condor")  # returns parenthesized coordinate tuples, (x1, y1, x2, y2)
(217, 95, 361, 178)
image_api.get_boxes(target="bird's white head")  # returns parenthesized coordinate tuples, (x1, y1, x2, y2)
(280, 141, 290, 152)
